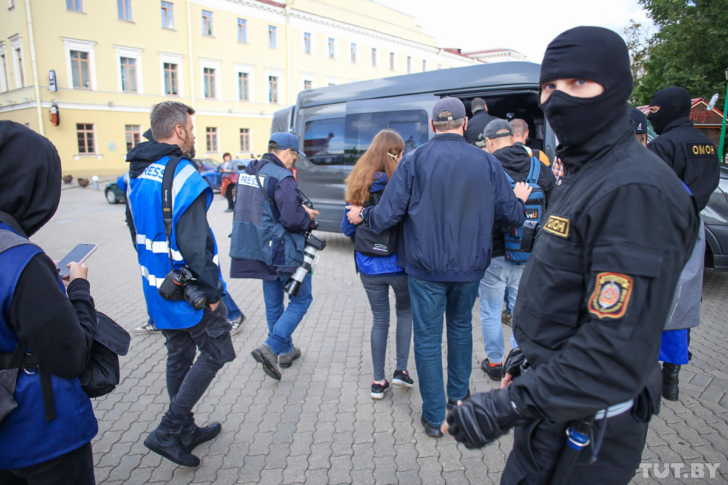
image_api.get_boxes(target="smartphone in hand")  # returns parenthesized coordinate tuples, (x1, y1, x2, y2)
(56, 244, 97, 278)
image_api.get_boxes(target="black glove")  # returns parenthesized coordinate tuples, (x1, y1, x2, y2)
(446, 388, 527, 449)
(502, 347, 529, 379)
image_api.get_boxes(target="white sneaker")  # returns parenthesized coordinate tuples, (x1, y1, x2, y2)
(229, 314, 246, 335)
(133, 323, 160, 335)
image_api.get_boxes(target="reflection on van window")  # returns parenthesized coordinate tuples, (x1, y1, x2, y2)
(344, 110, 428, 164)
(303, 118, 345, 165)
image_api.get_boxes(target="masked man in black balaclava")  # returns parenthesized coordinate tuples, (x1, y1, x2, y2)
(442, 27, 699, 484)
(646, 87, 717, 403)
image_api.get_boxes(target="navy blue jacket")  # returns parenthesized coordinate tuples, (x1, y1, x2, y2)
(361, 133, 526, 282)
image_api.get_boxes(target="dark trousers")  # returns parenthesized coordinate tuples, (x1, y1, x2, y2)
(159, 303, 236, 433)
(501, 410, 649, 485)
(0, 442, 95, 485)
(224, 185, 235, 210)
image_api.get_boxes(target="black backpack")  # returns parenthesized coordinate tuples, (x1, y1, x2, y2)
(354, 190, 399, 257)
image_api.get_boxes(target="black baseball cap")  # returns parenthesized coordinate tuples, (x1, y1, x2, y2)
(629, 108, 648, 135)
(432, 97, 466, 121)
(483, 119, 514, 139)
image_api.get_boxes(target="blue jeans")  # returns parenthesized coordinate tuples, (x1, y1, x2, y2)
(222, 292, 243, 321)
(479, 257, 523, 363)
(408, 276, 479, 427)
(360, 273, 412, 381)
(262, 273, 313, 356)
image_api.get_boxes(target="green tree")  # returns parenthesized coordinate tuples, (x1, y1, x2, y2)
(630, 0, 728, 106)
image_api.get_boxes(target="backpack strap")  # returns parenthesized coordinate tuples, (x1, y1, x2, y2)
(161, 156, 183, 271)
(527, 157, 541, 185)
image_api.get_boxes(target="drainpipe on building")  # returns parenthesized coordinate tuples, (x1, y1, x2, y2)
(286, 5, 291, 107)
(24, 0, 44, 136)
(186, 0, 197, 144)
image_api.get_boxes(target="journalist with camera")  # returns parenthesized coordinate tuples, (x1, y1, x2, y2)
(127, 101, 236, 467)
(230, 133, 321, 381)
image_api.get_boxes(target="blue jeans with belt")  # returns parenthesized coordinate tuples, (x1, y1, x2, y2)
(408, 276, 479, 427)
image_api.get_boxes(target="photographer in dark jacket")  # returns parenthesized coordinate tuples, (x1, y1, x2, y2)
(347, 97, 529, 437)
(0, 121, 98, 484)
(230, 133, 319, 382)
(128, 102, 236, 467)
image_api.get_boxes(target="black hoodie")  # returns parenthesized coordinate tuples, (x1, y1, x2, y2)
(126, 140, 223, 303)
(490, 144, 556, 257)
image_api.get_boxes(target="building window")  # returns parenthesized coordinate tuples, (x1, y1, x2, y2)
(303, 33, 311, 54)
(350, 43, 357, 63)
(0, 54, 8, 92)
(161, 1, 174, 29)
(304, 79, 312, 91)
(327, 38, 335, 59)
(120, 57, 137, 92)
(77, 124, 95, 154)
(66, 0, 83, 12)
(268, 75, 278, 103)
(389, 52, 395, 71)
(117, 0, 132, 21)
(268, 26, 277, 48)
(125, 125, 141, 151)
(206, 127, 218, 152)
(240, 128, 250, 152)
(238, 72, 249, 101)
(422, 59, 427, 71)
(438, 63, 442, 70)
(371, 48, 377, 67)
(15, 48, 24, 88)
(70, 50, 90, 89)
(238, 19, 247, 43)
(202, 10, 213, 36)
(407, 56, 411, 74)
(203, 67, 215, 98)
(164, 62, 178, 95)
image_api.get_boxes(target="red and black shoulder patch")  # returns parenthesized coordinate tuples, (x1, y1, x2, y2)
(588, 272, 633, 319)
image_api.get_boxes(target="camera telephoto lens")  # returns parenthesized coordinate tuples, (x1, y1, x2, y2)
(183, 284, 208, 311)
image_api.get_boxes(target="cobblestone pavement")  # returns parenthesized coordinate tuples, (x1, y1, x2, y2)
(31, 187, 728, 484)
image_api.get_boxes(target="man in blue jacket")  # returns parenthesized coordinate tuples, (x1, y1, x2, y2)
(347, 97, 529, 436)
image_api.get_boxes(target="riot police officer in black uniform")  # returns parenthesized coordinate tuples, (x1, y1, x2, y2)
(443, 27, 699, 484)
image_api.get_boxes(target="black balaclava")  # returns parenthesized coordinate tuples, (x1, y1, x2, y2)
(647, 86, 692, 135)
(0, 121, 62, 236)
(539, 26, 633, 171)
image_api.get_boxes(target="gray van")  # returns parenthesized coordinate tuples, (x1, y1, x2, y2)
(271, 61, 555, 233)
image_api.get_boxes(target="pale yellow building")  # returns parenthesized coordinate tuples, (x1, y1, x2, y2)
(0, 0, 502, 176)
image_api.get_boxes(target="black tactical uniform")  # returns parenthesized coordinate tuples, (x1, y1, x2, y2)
(445, 27, 699, 485)
(648, 86, 720, 211)
(464, 109, 498, 144)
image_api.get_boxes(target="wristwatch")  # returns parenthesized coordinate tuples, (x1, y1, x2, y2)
(359, 208, 366, 221)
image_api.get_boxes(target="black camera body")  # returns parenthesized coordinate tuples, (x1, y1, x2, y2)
(283, 231, 327, 296)
(158, 265, 208, 310)
(520, 220, 540, 253)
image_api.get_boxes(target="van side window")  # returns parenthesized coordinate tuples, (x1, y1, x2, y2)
(344, 110, 428, 164)
(303, 118, 345, 165)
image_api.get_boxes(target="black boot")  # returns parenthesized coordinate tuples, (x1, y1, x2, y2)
(181, 423, 222, 451)
(144, 427, 201, 467)
(662, 363, 680, 401)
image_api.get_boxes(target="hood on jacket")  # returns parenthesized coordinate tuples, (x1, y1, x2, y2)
(492, 145, 532, 175)
(0, 121, 62, 236)
(127, 140, 184, 178)
(371, 172, 389, 192)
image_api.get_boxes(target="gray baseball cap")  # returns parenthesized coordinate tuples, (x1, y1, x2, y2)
(432, 97, 466, 121)
(483, 119, 513, 139)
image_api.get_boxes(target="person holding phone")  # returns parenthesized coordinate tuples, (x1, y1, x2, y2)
(0, 121, 99, 484)
(127, 102, 236, 467)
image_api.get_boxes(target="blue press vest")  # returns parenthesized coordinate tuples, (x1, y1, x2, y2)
(229, 159, 305, 268)
(128, 157, 218, 330)
(0, 223, 97, 469)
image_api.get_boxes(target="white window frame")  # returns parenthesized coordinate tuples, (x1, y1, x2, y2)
(114, 45, 144, 94)
(205, 126, 220, 154)
(350, 42, 357, 64)
(303, 32, 313, 55)
(238, 128, 252, 156)
(235, 63, 254, 103)
(266, 67, 283, 104)
(9, 35, 23, 89)
(159, 51, 184, 97)
(325, 75, 339, 86)
(0, 42, 8, 92)
(327, 37, 336, 60)
(301, 71, 315, 91)
(199, 57, 221, 100)
(389, 51, 396, 71)
(406, 56, 412, 74)
(62, 37, 97, 90)
(371, 47, 378, 68)
(268, 25, 277, 49)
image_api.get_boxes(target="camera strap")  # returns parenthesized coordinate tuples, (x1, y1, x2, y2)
(161, 156, 183, 271)
(254, 159, 276, 206)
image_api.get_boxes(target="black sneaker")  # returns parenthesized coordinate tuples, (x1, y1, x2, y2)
(392, 370, 414, 388)
(481, 358, 503, 381)
(446, 390, 471, 411)
(371, 380, 390, 399)
(420, 415, 443, 438)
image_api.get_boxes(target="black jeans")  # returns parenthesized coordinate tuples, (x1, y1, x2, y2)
(224, 184, 235, 210)
(501, 410, 649, 485)
(159, 302, 236, 433)
(0, 442, 95, 485)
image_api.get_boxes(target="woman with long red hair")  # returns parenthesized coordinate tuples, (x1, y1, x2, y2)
(342, 129, 413, 399)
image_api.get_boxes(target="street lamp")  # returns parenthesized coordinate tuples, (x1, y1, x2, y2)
(719, 67, 728, 164)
